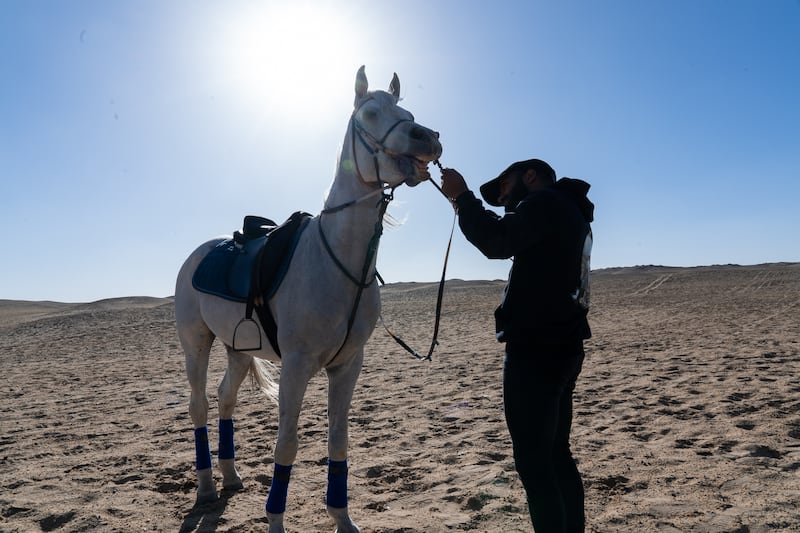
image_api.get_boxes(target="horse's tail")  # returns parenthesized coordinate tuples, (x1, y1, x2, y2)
(249, 358, 279, 405)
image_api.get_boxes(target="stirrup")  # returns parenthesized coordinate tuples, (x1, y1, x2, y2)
(232, 317, 262, 352)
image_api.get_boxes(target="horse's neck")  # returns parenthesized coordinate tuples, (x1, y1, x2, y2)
(319, 150, 384, 276)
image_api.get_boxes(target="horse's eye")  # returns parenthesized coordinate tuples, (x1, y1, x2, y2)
(362, 109, 378, 121)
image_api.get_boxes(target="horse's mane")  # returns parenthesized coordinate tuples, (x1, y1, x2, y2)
(383, 211, 402, 228)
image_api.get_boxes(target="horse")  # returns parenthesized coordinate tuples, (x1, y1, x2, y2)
(174, 66, 442, 533)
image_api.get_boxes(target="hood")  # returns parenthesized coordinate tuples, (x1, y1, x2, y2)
(554, 178, 594, 223)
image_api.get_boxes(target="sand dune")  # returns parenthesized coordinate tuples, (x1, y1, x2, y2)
(1, 264, 798, 532)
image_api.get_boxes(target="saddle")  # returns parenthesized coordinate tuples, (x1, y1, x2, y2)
(192, 212, 313, 356)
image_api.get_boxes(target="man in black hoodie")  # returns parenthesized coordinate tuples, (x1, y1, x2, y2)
(441, 159, 594, 533)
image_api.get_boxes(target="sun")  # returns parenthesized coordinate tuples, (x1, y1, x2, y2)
(221, 3, 363, 122)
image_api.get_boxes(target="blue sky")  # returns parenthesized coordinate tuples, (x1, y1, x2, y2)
(1, 0, 798, 302)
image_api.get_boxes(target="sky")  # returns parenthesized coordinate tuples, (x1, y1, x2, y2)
(1, 0, 798, 302)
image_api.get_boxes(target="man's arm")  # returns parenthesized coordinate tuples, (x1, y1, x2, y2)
(440, 168, 543, 259)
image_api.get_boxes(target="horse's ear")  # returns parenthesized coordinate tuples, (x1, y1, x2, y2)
(355, 65, 368, 106)
(389, 73, 400, 102)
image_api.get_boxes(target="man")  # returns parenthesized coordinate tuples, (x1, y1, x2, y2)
(440, 159, 594, 533)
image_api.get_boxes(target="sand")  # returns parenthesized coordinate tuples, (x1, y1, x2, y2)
(1, 263, 798, 532)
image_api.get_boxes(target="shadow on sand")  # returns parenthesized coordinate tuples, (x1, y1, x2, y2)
(179, 489, 255, 533)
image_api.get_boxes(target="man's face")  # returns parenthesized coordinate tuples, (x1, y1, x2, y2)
(498, 173, 529, 212)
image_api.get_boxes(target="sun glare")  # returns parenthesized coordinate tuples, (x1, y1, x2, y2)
(223, 3, 362, 122)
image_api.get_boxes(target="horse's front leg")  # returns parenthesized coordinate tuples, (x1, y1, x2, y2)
(325, 350, 364, 533)
(266, 356, 314, 533)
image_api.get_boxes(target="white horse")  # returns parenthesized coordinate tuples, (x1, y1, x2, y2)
(174, 66, 442, 533)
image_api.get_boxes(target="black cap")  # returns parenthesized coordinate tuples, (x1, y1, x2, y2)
(479, 158, 556, 206)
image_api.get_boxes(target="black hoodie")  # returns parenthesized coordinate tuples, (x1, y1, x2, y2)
(454, 177, 594, 345)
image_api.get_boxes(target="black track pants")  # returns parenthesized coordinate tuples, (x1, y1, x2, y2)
(503, 343, 585, 533)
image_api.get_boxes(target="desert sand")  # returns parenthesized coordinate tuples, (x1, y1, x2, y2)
(1, 263, 798, 532)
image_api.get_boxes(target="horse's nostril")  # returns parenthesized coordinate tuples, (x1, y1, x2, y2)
(410, 126, 439, 142)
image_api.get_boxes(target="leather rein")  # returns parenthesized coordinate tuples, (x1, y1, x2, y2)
(318, 102, 454, 362)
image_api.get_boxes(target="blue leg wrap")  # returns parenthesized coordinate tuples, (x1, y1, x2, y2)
(326, 459, 349, 509)
(194, 427, 212, 471)
(265, 463, 293, 515)
(219, 419, 235, 460)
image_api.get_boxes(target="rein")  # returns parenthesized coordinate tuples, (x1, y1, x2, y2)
(377, 161, 456, 361)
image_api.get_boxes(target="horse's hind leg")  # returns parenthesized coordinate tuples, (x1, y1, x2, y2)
(217, 348, 252, 492)
(181, 326, 217, 504)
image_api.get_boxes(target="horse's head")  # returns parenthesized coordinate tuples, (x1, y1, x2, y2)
(349, 66, 442, 188)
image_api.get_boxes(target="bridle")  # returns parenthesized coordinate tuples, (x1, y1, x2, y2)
(318, 97, 409, 287)
(351, 99, 415, 191)
(320, 96, 413, 215)
(318, 95, 452, 363)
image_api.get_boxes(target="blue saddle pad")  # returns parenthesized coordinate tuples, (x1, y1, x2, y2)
(192, 238, 264, 302)
(192, 212, 312, 303)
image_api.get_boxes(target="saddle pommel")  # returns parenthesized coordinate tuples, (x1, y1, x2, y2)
(234, 216, 277, 245)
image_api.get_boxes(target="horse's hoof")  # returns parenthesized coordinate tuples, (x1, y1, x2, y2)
(219, 459, 242, 491)
(195, 488, 218, 505)
(333, 525, 361, 533)
(222, 479, 244, 491)
(266, 512, 286, 533)
(328, 506, 360, 533)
